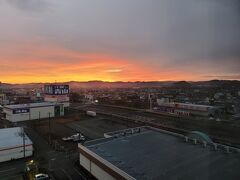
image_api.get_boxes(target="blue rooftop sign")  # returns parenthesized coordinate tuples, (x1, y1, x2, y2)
(13, 108, 30, 114)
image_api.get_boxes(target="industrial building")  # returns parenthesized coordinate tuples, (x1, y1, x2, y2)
(79, 127, 240, 180)
(156, 101, 223, 117)
(3, 102, 64, 122)
(0, 127, 33, 163)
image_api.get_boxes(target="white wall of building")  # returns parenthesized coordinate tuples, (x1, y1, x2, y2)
(4, 106, 55, 122)
(80, 153, 115, 180)
(91, 162, 116, 180)
(80, 153, 91, 172)
(0, 145, 33, 163)
(10, 113, 30, 122)
(4, 108, 14, 122)
(30, 106, 55, 120)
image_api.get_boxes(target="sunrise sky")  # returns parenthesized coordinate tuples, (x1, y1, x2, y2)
(0, 0, 240, 83)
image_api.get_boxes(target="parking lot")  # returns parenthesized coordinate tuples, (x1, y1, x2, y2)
(0, 110, 138, 180)
(28, 112, 137, 146)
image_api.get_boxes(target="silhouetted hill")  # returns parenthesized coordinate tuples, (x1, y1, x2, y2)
(171, 81, 192, 88)
(0, 80, 239, 89)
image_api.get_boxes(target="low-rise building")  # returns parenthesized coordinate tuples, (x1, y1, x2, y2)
(156, 102, 223, 117)
(3, 102, 64, 122)
(0, 127, 33, 162)
(79, 127, 240, 180)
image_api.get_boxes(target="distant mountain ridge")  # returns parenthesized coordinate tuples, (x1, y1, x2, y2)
(0, 80, 240, 89)
(172, 81, 192, 88)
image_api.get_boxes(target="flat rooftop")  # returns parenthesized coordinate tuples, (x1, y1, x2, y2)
(85, 127, 240, 180)
(0, 127, 32, 150)
(4, 102, 57, 110)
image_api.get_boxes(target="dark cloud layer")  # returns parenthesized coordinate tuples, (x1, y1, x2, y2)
(7, 0, 50, 12)
(1, 0, 240, 80)
(204, 74, 240, 80)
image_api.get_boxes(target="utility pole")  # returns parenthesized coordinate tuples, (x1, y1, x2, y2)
(148, 92, 152, 110)
(38, 112, 41, 125)
(29, 109, 31, 121)
(28, 103, 31, 121)
(22, 127, 26, 158)
(48, 112, 51, 144)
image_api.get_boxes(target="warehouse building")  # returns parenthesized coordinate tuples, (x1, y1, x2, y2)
(0, 127, 33, 162)
(3, 102, 64, 122)
(79, 127, 240, 180)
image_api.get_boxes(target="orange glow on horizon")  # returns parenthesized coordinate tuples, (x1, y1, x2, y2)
(0, 41, 202, 83)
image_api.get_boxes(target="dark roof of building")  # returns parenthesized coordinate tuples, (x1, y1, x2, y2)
(85, 127, 240, 180)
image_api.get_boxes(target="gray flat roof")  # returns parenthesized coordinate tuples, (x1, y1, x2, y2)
(85, 127, 240, 180)
(0, 127, 32, 150)
(4, 102, 57, 110)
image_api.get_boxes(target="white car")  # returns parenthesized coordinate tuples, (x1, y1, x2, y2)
(35, 173, 49, 180)
(62, 133, 86, 142)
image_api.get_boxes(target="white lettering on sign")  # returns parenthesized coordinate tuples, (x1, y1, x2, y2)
(13, 108, 29, 114)
(45, 85, 69, 95)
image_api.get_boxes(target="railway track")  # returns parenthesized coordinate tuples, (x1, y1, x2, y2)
(70, 104, 240, 147)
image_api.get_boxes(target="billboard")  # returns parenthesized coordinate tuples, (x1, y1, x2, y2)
(44, 85, 69, 95)
(13, 108, 30, 114)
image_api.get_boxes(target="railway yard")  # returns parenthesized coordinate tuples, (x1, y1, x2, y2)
(71, 104, 240, 147)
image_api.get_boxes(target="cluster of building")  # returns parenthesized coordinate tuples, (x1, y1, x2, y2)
(70, 87, 240, 119)
(1, 84, 70, 123)
(0, 84, 70, 163)
(2, 82, 240, 120)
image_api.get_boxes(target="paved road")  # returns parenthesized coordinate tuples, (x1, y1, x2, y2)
(23, 125, 85, 180)
(0, 160, 25, 180)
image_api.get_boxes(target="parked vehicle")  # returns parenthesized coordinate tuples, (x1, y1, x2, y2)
(86, 111, 97, 117)
(62, 133, 85, 142)
(35, 173, 49, 180)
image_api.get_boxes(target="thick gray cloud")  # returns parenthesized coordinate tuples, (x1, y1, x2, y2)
(1, 0, 240, 79)
(6, 0, 51, 12)
(204, 74, 240, 80)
